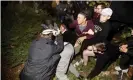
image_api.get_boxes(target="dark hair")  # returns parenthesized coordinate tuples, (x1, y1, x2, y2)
(79, 8, 93, 20)
(97, 3, 106, 9)
(95, 43, 106, 52)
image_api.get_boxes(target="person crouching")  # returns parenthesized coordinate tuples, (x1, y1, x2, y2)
(19, 27, 64, 80)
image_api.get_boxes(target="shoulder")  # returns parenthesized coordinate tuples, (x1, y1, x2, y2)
(87, 20, 93, 24)
(74, 20, 78, 24)
(87, 20, 94, 27)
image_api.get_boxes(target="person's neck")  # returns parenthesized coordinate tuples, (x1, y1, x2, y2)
(62, 29, 67, 34)
(81, 21, 87, 26)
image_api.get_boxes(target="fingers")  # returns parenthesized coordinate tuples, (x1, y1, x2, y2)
(88, 29, 94, 35)
(82, 29, 94, 35)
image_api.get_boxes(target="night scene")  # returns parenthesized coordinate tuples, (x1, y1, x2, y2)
(1, 1, 133, 80)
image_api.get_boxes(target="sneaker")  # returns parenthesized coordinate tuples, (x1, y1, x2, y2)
(122, 69, 128, 73)
(118, 70, 123, 80)
(115, 66, 122, 71)
(115, 66, 128, 73)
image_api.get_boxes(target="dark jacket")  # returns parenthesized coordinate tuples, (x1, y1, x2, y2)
(20, 35, 64, 80)
(62, 30, 78, 46)
(127, 37, 133, 56)
(79, 21, 111, 55)
(84, 21, 111, 45)
(92, 12, 100, 24)
(69, 20, 94, 39)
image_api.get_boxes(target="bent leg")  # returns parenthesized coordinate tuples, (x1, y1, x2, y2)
(83, 49, 95, 66)
(56, 43, 74, 80)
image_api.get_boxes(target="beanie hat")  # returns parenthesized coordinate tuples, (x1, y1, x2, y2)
(101, 8, 113, 16)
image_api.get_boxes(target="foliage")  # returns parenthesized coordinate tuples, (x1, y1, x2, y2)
(2, 2, 51, 67)
(2, 1, 132, 80)
(111, 27, 132, 44)
(88, 1, 111, 7)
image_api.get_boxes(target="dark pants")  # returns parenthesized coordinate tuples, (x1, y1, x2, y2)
(79, 38, 102, 58)
(120, 54, 133, 70)
(87, 43, 120, 79)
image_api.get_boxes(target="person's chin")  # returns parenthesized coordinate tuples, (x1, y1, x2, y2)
(101, 20, 107, 23)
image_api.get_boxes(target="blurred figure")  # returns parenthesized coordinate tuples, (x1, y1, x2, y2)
(69, 10, 94, 48)
(79, 8, 113, 61)
(20, 24, 64, 80)
(87, 28, 132, 80)
(92, 3, 106, 24)
(56, 24, 83, 80)
(83, 43, 106, 66)
(115, 28, 133, 80)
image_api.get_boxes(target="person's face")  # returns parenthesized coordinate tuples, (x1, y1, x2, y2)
(100, 15, 110, 23)
(96, 5, 103, 14)
(60, 25, 66, 33)
(77, 14, 86, 25)
(94, 6, 97, 13)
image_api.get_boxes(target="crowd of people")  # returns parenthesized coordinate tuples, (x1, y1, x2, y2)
(19, 1, 133, 80)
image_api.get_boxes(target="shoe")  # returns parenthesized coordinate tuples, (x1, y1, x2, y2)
(115, 66, 128, 73)
(115, 66, 122, 71)
(118, 70, 123, 80)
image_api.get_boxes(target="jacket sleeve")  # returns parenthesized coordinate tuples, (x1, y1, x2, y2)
(127, 41, 133, 47)
(85, 23, 110, 45)
(54, 35, 64, 54)
(127, 41, 133, 56)
(127, 49, 133, 56)
(99, 23, 110, 41)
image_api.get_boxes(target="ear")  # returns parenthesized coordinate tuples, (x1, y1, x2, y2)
(107, 16, 111, 20)
(84, 17, 87, 21)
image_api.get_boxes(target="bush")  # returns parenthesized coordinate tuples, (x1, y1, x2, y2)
(2, 2, 51, 67)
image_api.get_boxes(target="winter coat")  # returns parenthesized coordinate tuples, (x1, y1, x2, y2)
(20, 35, 64, 80)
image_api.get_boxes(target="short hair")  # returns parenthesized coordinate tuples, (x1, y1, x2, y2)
(79, 8, 93, 20)
(95, 43, 106, 52)
(97, 3, 106, 9)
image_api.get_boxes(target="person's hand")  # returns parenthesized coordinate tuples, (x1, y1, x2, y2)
(74, 36, 87, 47)
(53, 29, 60, 36)
(83, 29, 94, 35)
(77, 36, 87, 42)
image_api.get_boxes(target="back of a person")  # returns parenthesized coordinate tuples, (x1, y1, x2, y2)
(28, 38, 53, 61)
(20, 38, 59, 80)
(20, 27, 64, 80)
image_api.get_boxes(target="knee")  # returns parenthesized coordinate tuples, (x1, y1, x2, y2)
(68, 45, 74, 55)
(83, 50, 89, 56)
